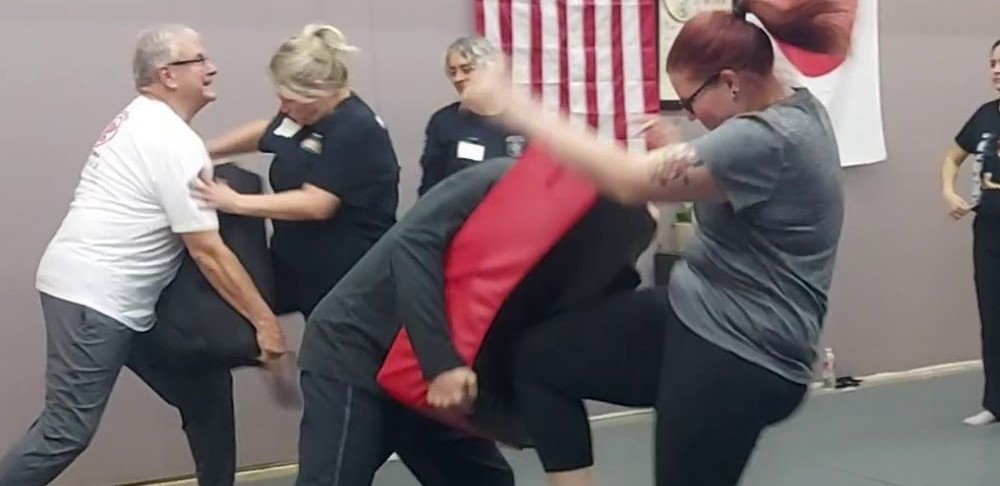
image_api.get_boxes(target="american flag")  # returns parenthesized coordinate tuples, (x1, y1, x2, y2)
(475, 0, 661, 152)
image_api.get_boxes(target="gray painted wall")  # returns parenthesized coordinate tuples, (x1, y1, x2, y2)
(0, 0, 995, 483)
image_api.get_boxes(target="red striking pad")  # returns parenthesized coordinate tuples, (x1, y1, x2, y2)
(376, 145, 598, 436)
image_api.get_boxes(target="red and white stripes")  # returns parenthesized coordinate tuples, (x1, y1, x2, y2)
(476, 0, 660, 153)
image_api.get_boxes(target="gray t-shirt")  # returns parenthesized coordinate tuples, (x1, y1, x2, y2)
(668, 88, 844, 384)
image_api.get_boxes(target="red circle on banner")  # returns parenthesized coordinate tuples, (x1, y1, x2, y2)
(767, 0, 857, 78)
(776, 41, 847, 78)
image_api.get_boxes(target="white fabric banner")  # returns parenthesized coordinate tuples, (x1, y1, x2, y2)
(760, 0, 886, 167)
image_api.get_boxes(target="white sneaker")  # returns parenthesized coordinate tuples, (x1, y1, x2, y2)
(962, 410, 997, 426)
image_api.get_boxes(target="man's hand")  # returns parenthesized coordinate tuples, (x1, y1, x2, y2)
(254, 320, 299, 407)
(181, 231, 285, 362)
(260, 351, 301, 408)
(427, 366, 478, 412)
(255, 320, 287, 362)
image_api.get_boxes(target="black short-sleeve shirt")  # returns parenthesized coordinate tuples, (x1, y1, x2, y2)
(259, 93, 400, 313)
(417, 102, 525, 196)
(956, 100, 1000, 215)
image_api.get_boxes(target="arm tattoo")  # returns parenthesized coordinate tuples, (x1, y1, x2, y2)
(649, 143, 700, 187)
(649, 150, 669, 186)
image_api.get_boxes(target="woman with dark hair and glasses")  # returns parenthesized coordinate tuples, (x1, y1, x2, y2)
(461, 0, 855, 485)
(678, 72, 722, 113)
(940, 38, 1000, 427)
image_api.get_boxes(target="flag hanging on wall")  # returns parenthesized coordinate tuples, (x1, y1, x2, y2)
(763, 0, 886, 167)
(475, 0, 661, 153)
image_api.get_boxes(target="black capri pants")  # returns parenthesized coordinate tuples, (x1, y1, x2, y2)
(512, 287, 808, 486)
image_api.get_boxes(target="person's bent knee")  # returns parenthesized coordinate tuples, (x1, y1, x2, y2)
(541, 457, 596, 474)
(499, 469, 516, 486)
(39, 420, 95, 456)
(485, 463, 516, 486)
(511, 329, 550, 383)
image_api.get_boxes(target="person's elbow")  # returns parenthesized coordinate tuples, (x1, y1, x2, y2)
(609, 185, 649, 206)
(944, 144, 969, 168)
(301, 200, 338, 220)
(585, 160, 659, 206)
(944, 155, 965, 171)
(417, 158, 443, 198)
(300, 185, 341, 220)
(417, 178, 437, 198)
(600, 174, 652, 206)
(181, 231, 228, 268)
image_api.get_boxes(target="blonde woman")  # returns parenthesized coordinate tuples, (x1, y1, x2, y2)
(199, 24, 400, 317)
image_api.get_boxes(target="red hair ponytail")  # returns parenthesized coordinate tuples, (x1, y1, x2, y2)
(666, 0, 856, 78)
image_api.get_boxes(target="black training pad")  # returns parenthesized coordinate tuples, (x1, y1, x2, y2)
(140, 163, 275, 370)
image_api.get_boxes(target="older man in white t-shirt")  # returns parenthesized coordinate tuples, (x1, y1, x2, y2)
(0, 25, 286, 486)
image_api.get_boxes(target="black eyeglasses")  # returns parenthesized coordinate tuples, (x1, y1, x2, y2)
(678, 72, 722, 114)
(166, 55, 208, 67)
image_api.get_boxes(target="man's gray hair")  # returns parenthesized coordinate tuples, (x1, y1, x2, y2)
(444, 36, 500, 69)
(132, 24, 196, 88)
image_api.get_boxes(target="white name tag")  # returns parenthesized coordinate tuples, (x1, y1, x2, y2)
(457, 140, 486, 162)
(272, 117, 302, 138)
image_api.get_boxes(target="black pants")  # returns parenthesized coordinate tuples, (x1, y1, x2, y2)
(974, 216, 1000, 414)
(512, 288, 807, 486)
(295, 371, 514, 486)
(128, 342, 236, 486)
(273, 245, 371, 319)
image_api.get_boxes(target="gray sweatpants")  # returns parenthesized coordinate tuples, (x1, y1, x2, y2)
(0, 293, 235, 486)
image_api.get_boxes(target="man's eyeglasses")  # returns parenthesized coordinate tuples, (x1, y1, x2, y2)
(678, 72, 722, 114)
(166, 55, 209, 67)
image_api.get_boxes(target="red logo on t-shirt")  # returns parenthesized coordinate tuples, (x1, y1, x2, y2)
(94, 110, 129, 148)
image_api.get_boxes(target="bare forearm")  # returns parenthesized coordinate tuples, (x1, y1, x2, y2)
(942, 144, 971, 195)
(232, 189, 336, 221)
(942, 159, 961, 194)
(503, 99, 649, 202)
(191, 246, 275, 330)
(499, 98, 698, 204)
(207, 119, 269, 159)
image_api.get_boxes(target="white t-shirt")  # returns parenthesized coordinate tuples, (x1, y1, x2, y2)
(36, 95, 219, 331)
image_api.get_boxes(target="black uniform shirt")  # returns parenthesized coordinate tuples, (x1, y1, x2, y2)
(259, 93, 400, 312)
(417, 102, 525, 196)
(956, 100, 1000, 215)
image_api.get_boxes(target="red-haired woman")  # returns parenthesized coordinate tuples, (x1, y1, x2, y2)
(460, 1, 855, 485)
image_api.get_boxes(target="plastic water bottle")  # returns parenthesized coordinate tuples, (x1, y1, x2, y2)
(821, 348, 836, 389)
